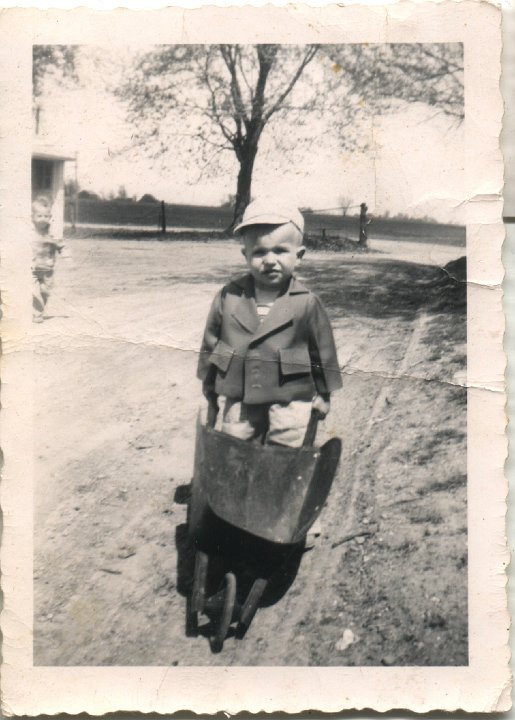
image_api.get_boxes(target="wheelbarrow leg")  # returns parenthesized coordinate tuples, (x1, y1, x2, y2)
(186, 550, 208, 637)
(237, 577, 268, 639)
(211, 572, 237, 653)
(192, 550, 208, 612)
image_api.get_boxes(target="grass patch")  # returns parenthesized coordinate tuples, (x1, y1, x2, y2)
(417, 473, 467, 496)
(65, 227, 230, 242)
(409, 509, 444, 525)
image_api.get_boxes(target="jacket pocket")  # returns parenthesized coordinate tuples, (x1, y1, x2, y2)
(209, 340, 235, 373)
(279, 347, 311, 376)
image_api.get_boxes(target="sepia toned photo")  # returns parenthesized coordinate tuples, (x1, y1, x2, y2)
(0, 2, 508, 714)
(31, 40, 468, 668)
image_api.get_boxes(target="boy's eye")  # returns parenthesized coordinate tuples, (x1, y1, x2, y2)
(252, 247, 289, 257)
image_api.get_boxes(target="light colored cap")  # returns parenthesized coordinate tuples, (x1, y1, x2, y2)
(234, 198, 305, 235)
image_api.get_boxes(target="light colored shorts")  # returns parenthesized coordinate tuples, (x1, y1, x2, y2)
(221, 397, 312, 448)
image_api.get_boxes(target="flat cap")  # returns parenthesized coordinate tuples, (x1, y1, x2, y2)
(234, 198, 305, 235)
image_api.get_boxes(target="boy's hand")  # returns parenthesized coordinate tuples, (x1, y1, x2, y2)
(312, 393, 330, 417)
(203, 384, 219, 429)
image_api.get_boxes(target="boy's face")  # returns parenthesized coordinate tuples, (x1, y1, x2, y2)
(241, 223, 305, 290)
(32, 205, 51, 233)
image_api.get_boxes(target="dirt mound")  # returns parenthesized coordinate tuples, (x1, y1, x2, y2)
(444, 256, 466, 282)
(305, 234, 367, 253)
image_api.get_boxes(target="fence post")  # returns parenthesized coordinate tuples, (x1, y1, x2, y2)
(159, 200, 167, 234)
(359, 202, 369, 248)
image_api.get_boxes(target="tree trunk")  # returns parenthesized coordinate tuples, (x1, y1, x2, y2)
(228, 136, 260, 234)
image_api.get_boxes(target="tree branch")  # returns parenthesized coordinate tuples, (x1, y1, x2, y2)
(235, 45, 254, 105)
(263, 44, 320, 122)
(252, 45, 278, 127)
(219, 44, 249, 125)
(203, 53, 237, 147)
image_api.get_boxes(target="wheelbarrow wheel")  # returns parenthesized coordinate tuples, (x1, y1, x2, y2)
(237, 577, 267, 639)
(211, 572, 236, 653)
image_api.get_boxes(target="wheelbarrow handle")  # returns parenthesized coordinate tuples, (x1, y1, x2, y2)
(302, 409, 322, 447)
(206, 396, 219, 429)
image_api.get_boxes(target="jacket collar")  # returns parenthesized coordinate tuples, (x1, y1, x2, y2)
(230, 273, 309, 342)
(232, 273, 309, 296)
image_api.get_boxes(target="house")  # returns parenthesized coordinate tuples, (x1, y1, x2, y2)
(32, 139, 75, 237)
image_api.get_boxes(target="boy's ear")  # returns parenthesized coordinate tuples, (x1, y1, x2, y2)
(240, 246, 247, 257)
(296, 245, 306, 259)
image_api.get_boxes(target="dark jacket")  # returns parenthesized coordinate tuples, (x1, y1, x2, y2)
(197, 274, 342, 404)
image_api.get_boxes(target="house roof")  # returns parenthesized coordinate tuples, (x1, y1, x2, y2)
(32, 140, 75, 162)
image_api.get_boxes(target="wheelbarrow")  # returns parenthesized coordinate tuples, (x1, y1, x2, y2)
(186, 403, 342, 652)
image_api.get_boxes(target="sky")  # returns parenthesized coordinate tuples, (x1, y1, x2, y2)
(36, 45, 466, 224)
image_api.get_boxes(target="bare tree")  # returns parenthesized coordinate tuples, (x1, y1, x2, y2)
(325, 43, 464, 150)
(119, 43, 463, 229)
(119, 44, 320, 230)
(339, 195, 353, 216)
(346, 43, 463, 120)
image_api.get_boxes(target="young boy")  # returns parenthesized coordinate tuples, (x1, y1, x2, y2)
(31, 194, 67, 323)
(198, 198, 342, 447)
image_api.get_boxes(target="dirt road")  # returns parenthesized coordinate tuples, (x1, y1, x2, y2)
(33, 237, 467, 666)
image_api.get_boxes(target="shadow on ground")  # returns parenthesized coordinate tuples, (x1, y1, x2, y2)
(300, 256, 466, 323)
(138, 255, 467, 328)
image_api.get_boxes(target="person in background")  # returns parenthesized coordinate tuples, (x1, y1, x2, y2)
(31, 194, 69, 323)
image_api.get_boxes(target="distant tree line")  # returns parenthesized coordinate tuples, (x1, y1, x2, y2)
(65, 180, 160, 204)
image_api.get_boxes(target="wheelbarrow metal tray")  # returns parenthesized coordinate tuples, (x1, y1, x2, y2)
(193, 421, 341, 544)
